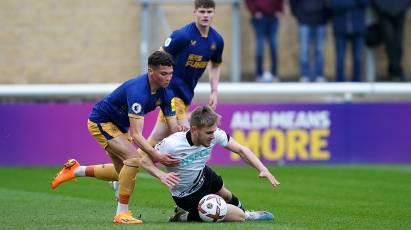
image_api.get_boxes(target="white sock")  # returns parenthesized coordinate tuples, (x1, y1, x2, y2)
(111, 181, 119, 200)
(73, 166, 86, 177)
(245, 211, 254, 220)
(180, 212, 188, 221)
(116, 202, 128, 215)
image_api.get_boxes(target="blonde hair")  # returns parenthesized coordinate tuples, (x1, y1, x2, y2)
(190, 105, 220, 128)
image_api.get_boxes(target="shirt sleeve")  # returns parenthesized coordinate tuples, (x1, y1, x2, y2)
(127, 91, 145, 119)
(162, 29, 191, 56)
(214, 128, 230, 147)
(159, 88, 176, 117)
(210, 34, 224, 64)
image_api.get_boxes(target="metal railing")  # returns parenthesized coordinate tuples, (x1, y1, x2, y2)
(1, 83, 411, 102)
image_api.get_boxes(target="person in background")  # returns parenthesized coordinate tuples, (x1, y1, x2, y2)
(330, 0, 369, 82)
(290, 0, 331, 82)
(245, 0, 284, 82)
(372, 0, 411, 82)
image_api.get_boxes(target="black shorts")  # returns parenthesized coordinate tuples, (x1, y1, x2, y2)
(172, 165, 223, 221)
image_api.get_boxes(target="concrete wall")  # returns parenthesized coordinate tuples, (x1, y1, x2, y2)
(0, 0, 410, 83)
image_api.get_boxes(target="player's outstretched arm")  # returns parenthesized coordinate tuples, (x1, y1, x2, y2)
(139, 154, 180, 188)
(130, 117, 180, 167)
(208, 62, 221, 110)
(224, 138, 280, 187)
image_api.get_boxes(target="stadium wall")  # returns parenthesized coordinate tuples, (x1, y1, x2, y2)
(1, 1, 411, 83)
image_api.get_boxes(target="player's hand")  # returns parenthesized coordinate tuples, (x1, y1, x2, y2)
(259, 171, 280, 187)
(160, 172, 180, 188)
(158, 153, 180, 167)
(208, 92, 218, 110)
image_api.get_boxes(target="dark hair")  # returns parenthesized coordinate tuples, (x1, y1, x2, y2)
(194, 0, 215, 9)
(148, 51, 173, 68)
(190, 105, 220, 128)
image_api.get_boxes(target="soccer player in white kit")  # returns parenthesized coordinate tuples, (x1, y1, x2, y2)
(151, 105, 281, 222)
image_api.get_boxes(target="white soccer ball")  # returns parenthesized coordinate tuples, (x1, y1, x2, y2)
(198, 194, 227, 222)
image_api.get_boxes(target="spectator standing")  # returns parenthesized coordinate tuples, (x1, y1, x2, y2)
(245, 0, 283, 82)
(290, 0, 330, 82)
(330, 0, 369, 82)
(372, 0, 411, 81)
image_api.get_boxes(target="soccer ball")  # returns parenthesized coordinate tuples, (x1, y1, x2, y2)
(198, 194, 227, 222)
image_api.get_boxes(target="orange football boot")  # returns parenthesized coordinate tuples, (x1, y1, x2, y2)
(51, 159, 80, 189)
(113, 211, 143, 224)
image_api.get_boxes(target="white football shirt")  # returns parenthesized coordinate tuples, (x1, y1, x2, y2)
(154, 128, 229, 197)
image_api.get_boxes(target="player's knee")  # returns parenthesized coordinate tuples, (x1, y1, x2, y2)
(216, 186, 231, 200)
(226, 204, 245, 222)
(237, 213, 246, 222)
(235, 210, 246, 222)
(123, 157, 140, 169)
(226, 211, 245, 222)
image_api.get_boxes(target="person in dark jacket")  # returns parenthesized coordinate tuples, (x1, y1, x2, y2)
(290, 0, 331, 82)
(245, 0, 284, 82)
(331, 0, 369, 82)
(372, 0, 411, 81)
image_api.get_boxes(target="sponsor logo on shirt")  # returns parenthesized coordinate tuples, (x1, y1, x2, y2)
(185, 54, 208, 69)
(180, 148, 212, 166)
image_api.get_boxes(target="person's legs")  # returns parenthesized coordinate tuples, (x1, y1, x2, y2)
(82, 98, 188, 186)
(170, 166, 225, 222)
(51, 121, 123, 189)
(251, 17, 265, 78)
(215, 186, 273, 221)
(351, 35, 364, 82)
(148, 97, 189, 145)
(335, 35, 346, 82)
(224, 205, 246, 222)
(267, 15, 279, 77)
(380, 13, 405, 80)
(106, 135, 143, 224)
(314, 25, 326, 81)
(147, 116, 171, 145)
(307, 25, 316, 81)
(216, 186, 245, 211)
(298, 24, 310, 81)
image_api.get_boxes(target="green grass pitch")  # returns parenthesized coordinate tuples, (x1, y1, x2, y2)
(1, 165, 410, 229)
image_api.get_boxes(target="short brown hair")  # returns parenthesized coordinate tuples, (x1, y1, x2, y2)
(190, 105, 220, 128)
(148, 51, 173, 68)
(194, 0, 215, 9)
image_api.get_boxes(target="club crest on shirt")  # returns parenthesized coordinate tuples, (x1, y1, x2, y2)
(191, 40, 197, 46)
(211, 42, 216, 50)
(131, 103, 142, 114)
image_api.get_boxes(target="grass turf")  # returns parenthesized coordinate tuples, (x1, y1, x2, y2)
(0, 165, 410, 229)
